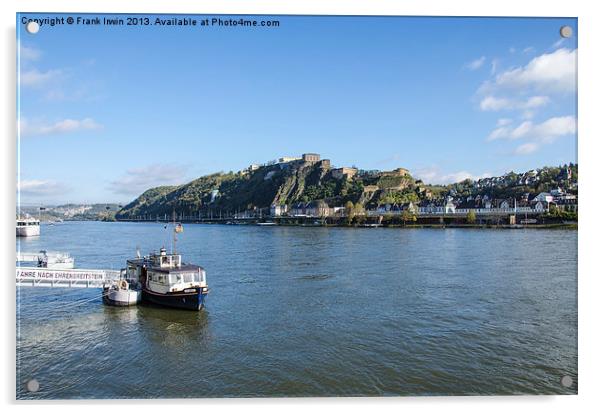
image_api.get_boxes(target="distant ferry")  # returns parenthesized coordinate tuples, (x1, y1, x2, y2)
(16, 216, 40, 237)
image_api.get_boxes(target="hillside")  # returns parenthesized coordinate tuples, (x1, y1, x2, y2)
(116, 159, 419, 219)
(19, 203, 122, 221)
(115, 158, 577, 219)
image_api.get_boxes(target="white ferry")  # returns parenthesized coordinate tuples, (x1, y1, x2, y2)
(16, 216, 40, 237)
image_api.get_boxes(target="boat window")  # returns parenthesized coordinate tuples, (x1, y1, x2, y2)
(183, 273, 194, 283)
(170, 273, 182, 284)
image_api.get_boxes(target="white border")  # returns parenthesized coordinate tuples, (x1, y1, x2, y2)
(2, 1, 601, 412)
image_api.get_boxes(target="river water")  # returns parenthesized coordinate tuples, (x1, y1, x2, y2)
(16, 221, 577, 398)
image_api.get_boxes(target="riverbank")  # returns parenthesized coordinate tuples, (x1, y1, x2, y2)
(113, 219, 577, 230)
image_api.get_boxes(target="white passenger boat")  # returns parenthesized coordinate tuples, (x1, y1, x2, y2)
(16, 216, 40, 237)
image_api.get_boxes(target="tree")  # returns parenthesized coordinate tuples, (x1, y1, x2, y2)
(344, 201, 355, 225)
(401, 209, 416, 226)
(466, 210, 477, 224)
(352, 203, 366, 225)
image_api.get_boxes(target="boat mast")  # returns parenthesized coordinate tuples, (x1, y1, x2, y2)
(172, 209, 177, 255)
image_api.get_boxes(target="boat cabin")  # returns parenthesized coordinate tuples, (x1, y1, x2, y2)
(126, 247, 207, 294)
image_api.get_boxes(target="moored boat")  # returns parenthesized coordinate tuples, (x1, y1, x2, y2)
(124, 247, 208, 310)
(103, 279, 141, 307)
(37, 250, 75, 269)
(124, 223, 208, 311)
(16, 216, 40, 237)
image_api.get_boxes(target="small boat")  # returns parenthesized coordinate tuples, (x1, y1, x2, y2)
(37, 250, 75, 269)
(16, 216, 40, 237)
(103, 279, 141, 307)
(256, 221, 277, 226)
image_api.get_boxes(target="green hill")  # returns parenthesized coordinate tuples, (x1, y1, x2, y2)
(115, 159, 577, 219)
(116, 161, 421, 219)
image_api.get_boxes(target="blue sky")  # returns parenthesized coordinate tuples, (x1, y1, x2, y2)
(17, 14, 577, 204)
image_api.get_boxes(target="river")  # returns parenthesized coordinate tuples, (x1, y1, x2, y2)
(16, 221, 577, 398)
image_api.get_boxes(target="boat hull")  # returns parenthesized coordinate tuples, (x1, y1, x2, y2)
(103, 287, 141, 306)
(16, 225, 40, 237)
(142, 287, 207, 311)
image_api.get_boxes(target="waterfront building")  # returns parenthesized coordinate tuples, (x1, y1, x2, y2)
(557, 197, 578, 212)
(270, 204, 288, 217)
(444, 198, 456, 214)
(533, 201, 552, 212)
(306, 200, 331, 217)
(291, 202, 308, 217)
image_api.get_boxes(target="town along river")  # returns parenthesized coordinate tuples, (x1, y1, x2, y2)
(16, 221, 577, 398)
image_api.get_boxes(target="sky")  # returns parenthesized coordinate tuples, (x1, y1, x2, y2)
(17, 14, 577, 205)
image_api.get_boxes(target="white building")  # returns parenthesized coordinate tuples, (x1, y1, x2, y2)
(534, 192, 554, 203)
(270, 204, 288, 217)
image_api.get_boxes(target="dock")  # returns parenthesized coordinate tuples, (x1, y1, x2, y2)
(16, 267, 121, 288)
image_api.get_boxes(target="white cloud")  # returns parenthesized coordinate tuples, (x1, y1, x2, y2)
(20, 68, 62, 87)
(17, 179, 67, 196)
(18, 42, 41, 61)
(479, 95, 550, 112)
(465, 56, 486, 70)
(414, 167, 491, 185)
(20, 117, 102, 137)
(552, 38, 566, 49)
(487, 125, 512, 141)
(530, 116, 577, 143)
(494, 48, 576, 93)
(523, 46, 535, 54)
(514, 143, 539, 155)
(110, 164, 187, 196)
(487, 115, 576, 156)
(479, 96, 511, 111)
(509, 121, 533, 139)
(487, 115, 576, 142)
(496, 118, 512, 127)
